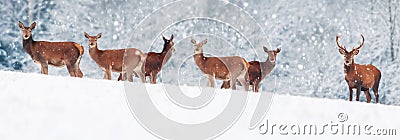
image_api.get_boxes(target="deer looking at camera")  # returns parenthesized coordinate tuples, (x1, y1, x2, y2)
(191, 39, 250, 91)
(117, 34, 175, 84)
(84, 32, 146, 82)
(336, 34, 381, 103)
(18, 21, 84, 77)
(221, 47, 281, 92)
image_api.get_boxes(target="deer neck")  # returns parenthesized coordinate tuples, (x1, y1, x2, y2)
(344, 62, 356, 74)
(160, 45, 172, 61)
(194, 52, 206, 71)
(88, 45, 102, 62)
(261, 59, 275, 77)
(22, 36, 34, 57)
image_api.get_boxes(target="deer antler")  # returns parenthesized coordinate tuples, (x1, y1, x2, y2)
(354, 34, 365, 50)
(336, 35, 346, 51)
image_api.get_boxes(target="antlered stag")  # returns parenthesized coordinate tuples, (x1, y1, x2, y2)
(191, 39, 249, 91)
(18, 21, 84, 77)
(336, 34, 381, 103)
(84, 32, 146, 82)
(117, 34, 175, 84)
(221, 47, 281, 92)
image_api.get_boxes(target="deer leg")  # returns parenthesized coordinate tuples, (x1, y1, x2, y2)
(373, 83, 380, 104)
(103, 67, 112, 80)
(117, 73, 123, 81)
(127, 73, 134, 82)
(74, 61, 83, 78)
(348, 86, 353, 101)
(221, 81, 230, 89)
(137, 72, 146, 83)
(150, 72, 157, 84)
(207, 75, 215, 87)
(356, 87, 361, 101)
(103, 71, 108, 79)
(126, 71, 134, 82)
(66, 64, 77, 77)
(107, 70, 112, 80)
(76, 69, 83, 78)
(364, 90, 372, 103)
(238, 77, 248, 91)
(373, 90, 379, 104)
(41, 63, 48, 75)
(254, 81, 260, 92)
(230, 77, 238, 90)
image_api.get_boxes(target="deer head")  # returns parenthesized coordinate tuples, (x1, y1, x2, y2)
(18, 21, 36, 40)
(84, 32, 102, 48)
(336, 34, 365, 66)
(162, 34, 175, 53)
(263, 46, 281, 63)
(191, 39, 207, 54)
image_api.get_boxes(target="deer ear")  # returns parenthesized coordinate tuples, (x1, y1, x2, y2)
(202, 39, 207, 45)
(162, 35, 167, 42)
(97, 33, 102, 39)
(352, 49, 359, 55)
(170, 34, 174, 41)
(30, 22, 36, 29)
(191, 39, 196, 44)
(84, 32, 89, 38)
(18, 21, 24, 29)
(263, 46, 269, 52)
(339, 49, 346, 55)
(276, 48, 281, 53)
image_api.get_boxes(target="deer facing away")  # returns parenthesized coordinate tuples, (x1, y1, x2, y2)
(336, 34, 381, 103)
(221, 47, 281, 92)
(117, 34, 175, 84)
(84, 32, 146, 82)
(18, 21, 84, 77)
(191, 39, 250, 91)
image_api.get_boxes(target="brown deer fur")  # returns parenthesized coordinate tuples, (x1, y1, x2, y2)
(336, 34, 381, 103)
(191, 39, 250, 91)
(84, 32, 146, 82)
(221, 47, 281, 92)
(18, 21, 84, 77)
(117, 34, 175, 84)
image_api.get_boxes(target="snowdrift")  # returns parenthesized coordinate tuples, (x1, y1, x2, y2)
(0, 71, 399, 140)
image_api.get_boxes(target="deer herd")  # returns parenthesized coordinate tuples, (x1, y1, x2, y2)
(18, 21, 382, 103)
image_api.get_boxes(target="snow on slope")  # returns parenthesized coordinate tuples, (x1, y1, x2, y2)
(0, 71, 399, 140)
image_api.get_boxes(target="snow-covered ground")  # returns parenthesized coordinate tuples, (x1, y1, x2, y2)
(0, 71, 399, 140)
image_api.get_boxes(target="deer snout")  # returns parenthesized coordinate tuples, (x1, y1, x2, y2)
(23, 34, 29, 39)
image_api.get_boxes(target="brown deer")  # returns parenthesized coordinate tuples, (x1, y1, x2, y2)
(191, 39, 250, 91)
(18, 21, 84, 77)
(336, 34, 381, 103)
(221, 47, 281, 92)
(117, 34, 175, 84)
(84, 32, 146, 82)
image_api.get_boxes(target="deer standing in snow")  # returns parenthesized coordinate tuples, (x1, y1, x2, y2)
(191, 39, 250, 91)
(84, 32, 146, 82)
(336, 34, 381, 103)
(117, 34, 175, 84)
(18, 21, 84, 77)
(221, 47, 281, 92)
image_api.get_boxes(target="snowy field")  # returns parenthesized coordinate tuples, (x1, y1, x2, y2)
(0, 71, 399, 139)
